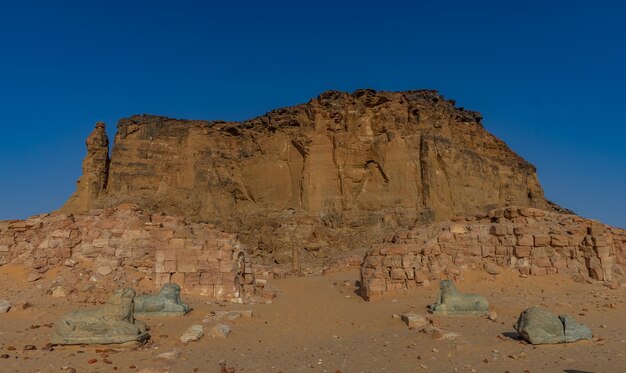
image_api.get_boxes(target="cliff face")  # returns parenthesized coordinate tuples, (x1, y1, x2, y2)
(61, 89, 549, 268)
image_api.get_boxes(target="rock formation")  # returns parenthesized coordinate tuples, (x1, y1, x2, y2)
(60, 89, 552, 268)
(63, 122, 110, 212)
(360, 206, 626, 300)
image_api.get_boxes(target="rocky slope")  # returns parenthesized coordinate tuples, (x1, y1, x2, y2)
(62, 89, 551, 269)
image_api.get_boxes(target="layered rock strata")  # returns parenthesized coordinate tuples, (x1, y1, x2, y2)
(61, 89, 551, 267)
(0, 204, 258, 299)
(360, 206, 626, 300)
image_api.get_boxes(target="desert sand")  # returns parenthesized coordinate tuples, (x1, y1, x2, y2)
(1, 264, 624, 373)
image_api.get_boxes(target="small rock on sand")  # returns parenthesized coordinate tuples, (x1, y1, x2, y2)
(180, 325, 204, 343)
(483, 262, 502, 275)
(400, 313, 427, 329)
(96, 266, 113, 276)
(27, 273, 42, 282)
(0, 300, 12, 313)
(210, 324, 231, 338)
(156, 349, 181, 361)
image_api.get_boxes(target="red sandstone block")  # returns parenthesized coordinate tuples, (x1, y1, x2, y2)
(380, 246, 407, 256)
(177, 259, 198, 273)
(163, 260, 176, 272)
(495, 246, 510, 256)
(533, 234, 551, 247)
(499, 235, 516, 247)
(155, 273, 171, 285)
(169, 238, 186, 250)
(531, 266, 547, 276)
(550, 234, 569, 247)
(517, 234, 534, 246)
(218, 249, 234, 261)
(200, 272, 218, 285)
(155, 261, 166, 273)
(536, 257, 552, 267)
(490, 224, 508, 236)
(467, 245, 482, 256)
(515, 246, 531, 257)
(219, 261, 235, 273)
(390, 268, 406, 280)
(171, 272, 184, 285)
(184, 273, 200, 285)
(481, 245, 496, 257)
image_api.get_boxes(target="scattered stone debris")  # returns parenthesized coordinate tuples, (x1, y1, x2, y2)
(220, 359, 236, 373)
(428, 280, 489, 316)
(51, 288, 149, 345)
(514, 307, 592, 344)
(135, 283, 191, 317)
(63, 259, 77, 267)
(206, 310, 253, 322)
(210, 324, 231, 339)
(96, 265, 113, 276)
(0, 299, 12, 313)
(486, 311, 498, 321)
(483, 261, 502, 275)
(180, 325, 205, 343)
(400, 313, 427, 329)
(27, 273, 42, 282)
(156, 349, 181, 361)
(419, 325, 459, 340)
(51, 287, 67, 298)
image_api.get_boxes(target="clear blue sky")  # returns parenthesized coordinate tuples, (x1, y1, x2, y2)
(0, 1, 624, 228)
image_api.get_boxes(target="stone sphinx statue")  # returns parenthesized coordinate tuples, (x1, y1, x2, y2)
(134, 283, 191, 317)
(428, 279, 489, 316)
(52, 288, 149, 345)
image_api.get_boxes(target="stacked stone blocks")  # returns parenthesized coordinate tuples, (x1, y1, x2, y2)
(361, 207, 626, 300)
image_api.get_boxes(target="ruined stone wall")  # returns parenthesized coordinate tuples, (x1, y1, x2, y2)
(0, 204, 257, 299)
(360, 207, 626, 300)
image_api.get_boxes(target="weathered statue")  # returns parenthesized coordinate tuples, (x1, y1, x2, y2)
(514, 307, 592, 344)
(51, 288, 149, 345)
(428, 279, 489, 315)
(134, 283, 191, 317)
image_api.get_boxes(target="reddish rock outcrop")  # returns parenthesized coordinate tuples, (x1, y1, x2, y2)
(60, 89, 553, 268)
(360, 207, 626, 300)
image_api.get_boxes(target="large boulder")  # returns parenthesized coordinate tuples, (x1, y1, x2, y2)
(514, 307, 592, 344)
(51, 288, 149, 345)
(428, 280, 489, 316)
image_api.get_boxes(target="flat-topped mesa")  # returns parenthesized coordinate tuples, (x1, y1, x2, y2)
(61, 89, 551, 268)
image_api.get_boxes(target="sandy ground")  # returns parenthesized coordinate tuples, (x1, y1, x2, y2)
(0, 265, 625, 373)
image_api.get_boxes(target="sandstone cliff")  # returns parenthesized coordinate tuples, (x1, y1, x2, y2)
(62, 89, 551, 269)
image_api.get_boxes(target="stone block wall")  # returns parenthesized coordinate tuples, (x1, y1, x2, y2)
(360, 207, 626, 300)
(0, 204, 257, 299)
